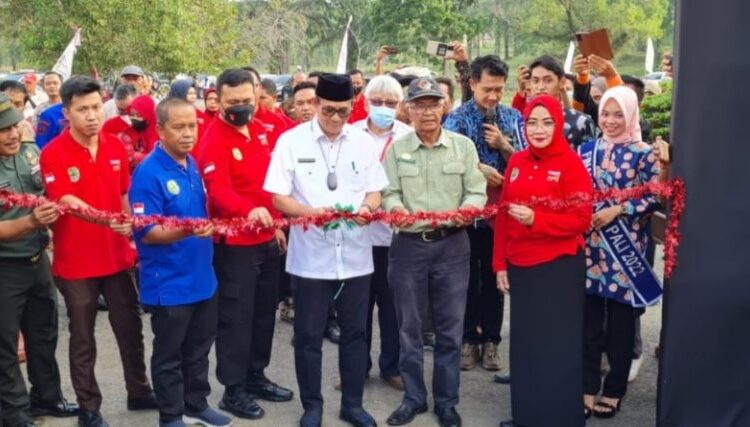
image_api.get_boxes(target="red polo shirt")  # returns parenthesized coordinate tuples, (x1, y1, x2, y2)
(254, 105, 294, 150)
(198, 118, 278, 246)
(40, 129, 135, 280)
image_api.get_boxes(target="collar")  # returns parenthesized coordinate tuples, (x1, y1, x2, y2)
(403, 129, 451, 152)
(213, 115, 251, 140)
(152, 144, 192, 171)
(61, 128, 106, 152)
(311, 119, 350, 144)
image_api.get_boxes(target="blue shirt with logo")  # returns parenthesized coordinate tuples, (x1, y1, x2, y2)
(130, 145, 217, 306)
(36, 103, 66, 149)
(443, 99, 523, 173)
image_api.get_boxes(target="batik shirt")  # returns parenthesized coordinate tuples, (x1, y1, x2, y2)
(564, 107, 597, 149)
(443, 99, 523, 173)
(581, 138, 661, 306)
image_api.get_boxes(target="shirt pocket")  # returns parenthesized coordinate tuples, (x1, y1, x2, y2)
(397, 162, 422, 200)
(441, 162, 465, 197)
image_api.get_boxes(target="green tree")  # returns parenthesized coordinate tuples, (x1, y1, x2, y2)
(0, 0, 245, 74)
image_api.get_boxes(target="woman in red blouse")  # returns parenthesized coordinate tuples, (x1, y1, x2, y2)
(493, 95, 593, 427)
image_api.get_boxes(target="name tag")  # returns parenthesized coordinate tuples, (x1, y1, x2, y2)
(397, 158, 416, 164)
(298, 158, 316, 163)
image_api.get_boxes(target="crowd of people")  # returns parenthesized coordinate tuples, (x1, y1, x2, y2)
(0, 41, 674, 427)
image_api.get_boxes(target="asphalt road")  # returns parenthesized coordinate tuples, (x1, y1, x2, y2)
(33, 249, 664, 427)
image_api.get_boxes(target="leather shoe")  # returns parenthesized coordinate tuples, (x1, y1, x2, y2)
(386, 403, 428, 426)
(300, 409, 322, 427)
(435, 406, 461, 427)
(219, 388, 264, 419)
(493, 373, 511, 385)
(28, 397, 79, 417)
(325, 323, 341, 344)
(127, 392, 158, 410)
(78, 410, 109, 427)
(384, 375, 405, 391)
(246, 372, 293, 402)
(340, 407, 377, 427)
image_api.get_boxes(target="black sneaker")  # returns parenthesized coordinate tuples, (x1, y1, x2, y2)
(219, 387, 264, 419)
(127, 392, 158, 410)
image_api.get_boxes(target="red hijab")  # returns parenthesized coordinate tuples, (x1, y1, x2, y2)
(129, 95, 159, 153)
(523, 94, 571, 159)
(203, 88, 218, 120)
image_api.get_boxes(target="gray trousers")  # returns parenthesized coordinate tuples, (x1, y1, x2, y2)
(388, 231, 470, 409)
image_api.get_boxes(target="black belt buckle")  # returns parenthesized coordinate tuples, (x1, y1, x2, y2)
(420, 230, 435, 242)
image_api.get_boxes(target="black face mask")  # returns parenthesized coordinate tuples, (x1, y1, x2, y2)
(223, 104, 254, 127)
(131, 118, 148, 132)
(353, 86, 363, 95)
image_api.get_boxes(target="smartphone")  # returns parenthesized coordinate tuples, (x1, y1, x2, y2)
(426, 40, 454, 58)
(384, 46, 399, 55)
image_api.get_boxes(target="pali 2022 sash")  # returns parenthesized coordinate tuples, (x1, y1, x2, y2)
(579, 140, 663, 307)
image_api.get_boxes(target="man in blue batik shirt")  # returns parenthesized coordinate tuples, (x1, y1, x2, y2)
(443, 55, 522, 373)
(130, 97, 231, 427)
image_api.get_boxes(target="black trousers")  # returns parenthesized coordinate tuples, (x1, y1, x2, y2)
(507, 251, 585, 427)
(148, 294, 218, 422)
(464, 223, 504, 344)
(213, 240, 280, 388)
(0, 254, 62, 426)
(583, 294, 636, 399)
(292, 274, 370, 412)
(366, 246, 400, 378)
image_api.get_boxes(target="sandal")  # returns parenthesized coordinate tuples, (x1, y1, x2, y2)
(584, 406, 593, 419)
(593, 399, 622, 419)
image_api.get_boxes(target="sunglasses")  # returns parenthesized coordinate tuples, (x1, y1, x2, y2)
(320, 106, 352, 118)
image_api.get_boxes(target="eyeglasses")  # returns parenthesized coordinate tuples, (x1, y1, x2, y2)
(369, 98, 399, 108)
(320, 106, 352, 118)
(525, 119, 556, 131)
(408, 103, 444, 114)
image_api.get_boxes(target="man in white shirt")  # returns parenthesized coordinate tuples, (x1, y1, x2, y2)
(264, 73, 387, 427)
(352, 75, 411, 391)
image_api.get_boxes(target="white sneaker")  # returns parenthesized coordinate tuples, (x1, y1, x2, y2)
(628, 357, 643, 382)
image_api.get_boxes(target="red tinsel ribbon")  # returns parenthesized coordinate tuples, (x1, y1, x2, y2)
(0, 179, 686, 278)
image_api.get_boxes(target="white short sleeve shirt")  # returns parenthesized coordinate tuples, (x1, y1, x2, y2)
(264, 120, 389, 280)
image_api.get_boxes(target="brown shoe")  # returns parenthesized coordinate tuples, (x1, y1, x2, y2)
(384, 375, 405, 391)
(481, 342, 502, 371)
(460, 343, 480, 371)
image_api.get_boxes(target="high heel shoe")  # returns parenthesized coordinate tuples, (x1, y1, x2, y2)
(592, 398, 622, 419)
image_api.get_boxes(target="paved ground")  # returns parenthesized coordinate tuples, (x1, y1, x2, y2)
(33, 250, 664, 427)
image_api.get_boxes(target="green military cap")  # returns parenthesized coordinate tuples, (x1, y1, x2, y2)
(0, 93, 24, 129)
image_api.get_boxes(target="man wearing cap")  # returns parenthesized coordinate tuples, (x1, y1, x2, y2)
(39, 76, 156, 427)
(264, 73, 388, 427)
(103, 65, 146, 120)
(0, 93, 79, 427)
(198, 69, 293, 421)
(383, 77, 486, 427)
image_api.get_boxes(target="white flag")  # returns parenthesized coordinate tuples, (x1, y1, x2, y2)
(564, 41, 575, 73)
(52, 29, 82, 81)
(645, 37, 655, 74)
(335, 16, 353, 74)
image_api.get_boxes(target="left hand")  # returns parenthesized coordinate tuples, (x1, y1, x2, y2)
(353, 206, 373, 226)
(450, 212, 473, 227)
(192, 223, 214, 238)
(483, 123, 503, 149)
(508, 203, 535, 226)
(592, 205, 623, 230)
(110, 219, 133, 236)
(275, 229, 288, 255)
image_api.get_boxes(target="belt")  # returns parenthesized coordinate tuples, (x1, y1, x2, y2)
(0, 251, 44, 264)
(399, 227, 464, 242)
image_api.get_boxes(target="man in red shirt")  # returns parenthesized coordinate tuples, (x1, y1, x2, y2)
(347, 69, 367, 124)
(243, 67, 294, 148)
(39, 76, 155, 427)
(198, 68, 293, 420)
